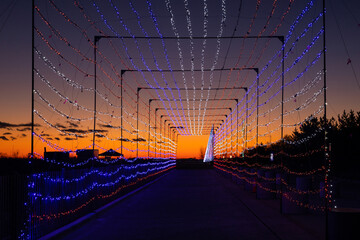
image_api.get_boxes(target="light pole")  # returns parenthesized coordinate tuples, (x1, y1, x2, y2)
(93, 36, 98, 152)
(94, 36, 129, 156)
(160, 114, 165, 158)
(155, 108, 160, 159)
(120, 69, 126, 156)
(163, 119, 171, 159)
(227, 108, 232, 158)
(148, 99, 152, 159)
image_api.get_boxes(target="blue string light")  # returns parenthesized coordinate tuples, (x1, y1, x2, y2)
(30, 161, 175, 201)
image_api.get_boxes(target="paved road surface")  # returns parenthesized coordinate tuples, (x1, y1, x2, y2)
(54, 169, 324, 240)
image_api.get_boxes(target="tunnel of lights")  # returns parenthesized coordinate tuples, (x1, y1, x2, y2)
(20, 0, 333, 239)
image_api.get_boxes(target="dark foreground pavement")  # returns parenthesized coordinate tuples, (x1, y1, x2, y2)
(54, 169, 325, 240)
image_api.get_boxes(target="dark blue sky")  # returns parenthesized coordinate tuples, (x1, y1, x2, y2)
(1, 0, 359, 123)
(0, 0, 360, 157)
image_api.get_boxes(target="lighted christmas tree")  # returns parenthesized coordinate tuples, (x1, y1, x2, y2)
(203, 125, 214, 162)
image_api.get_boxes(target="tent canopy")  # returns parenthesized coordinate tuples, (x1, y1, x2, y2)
(99, 149, 123, 157)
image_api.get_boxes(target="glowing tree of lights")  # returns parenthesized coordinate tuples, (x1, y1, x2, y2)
(203, 125, 214, 162)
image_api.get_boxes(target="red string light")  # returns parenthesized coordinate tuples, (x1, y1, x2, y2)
(32, 165, 175, 221)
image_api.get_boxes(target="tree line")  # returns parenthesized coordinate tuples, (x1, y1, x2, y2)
(245, 110, 360, 179)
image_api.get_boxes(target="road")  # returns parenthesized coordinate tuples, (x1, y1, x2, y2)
(53, 168, 324, 240)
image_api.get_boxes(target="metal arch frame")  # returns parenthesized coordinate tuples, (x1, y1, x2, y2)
(148, 98, 239, 158)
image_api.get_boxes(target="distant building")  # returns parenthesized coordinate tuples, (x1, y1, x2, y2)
(76, 149, 99, 160)
(44, 147, 69, 161)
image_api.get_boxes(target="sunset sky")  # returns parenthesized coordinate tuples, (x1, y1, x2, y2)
(0, 0, 359, 159)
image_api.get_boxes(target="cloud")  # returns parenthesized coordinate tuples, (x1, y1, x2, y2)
(0, 121, 29, 129)
(3, 132, 12, 135)
(10, 136, 16, 140)
(64, 137, 76, 141)
(95, 129, 108, 133)
(98, 124, 113, 128)
(0, 121, 40, 129)
(55, 123, 66, 129)
(21, 134, 27, 137)
(55, 137, 60, 140)
(16, 127, 31, 132)
(132, 138, 146, 142)
(67, 121, 80, 128)
(0, 136, 9, 141)
(119, 138, 130, 142)
(46, 137, 53, 140)
(41, 134, 50, 136)
(59, 128, 109, 135)
(64, 128, 89, 134)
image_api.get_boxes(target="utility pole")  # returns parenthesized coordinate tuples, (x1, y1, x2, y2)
(31, 0, 35, 160)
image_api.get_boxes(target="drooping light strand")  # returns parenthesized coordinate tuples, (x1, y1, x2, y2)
(200, 0, 227, 134)
(94, 0, 183, 136)
(183, 0, 197, 135)
(197, 0, 209, 135)
(146, 0, 189, 135)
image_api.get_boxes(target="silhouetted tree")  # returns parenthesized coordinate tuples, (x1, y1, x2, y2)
(331, 110, 360, 178)
(199, 146, 205, 160)
(243, 110, 360, 178)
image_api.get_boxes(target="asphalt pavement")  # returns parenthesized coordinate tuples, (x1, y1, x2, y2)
(53, 169, 325, 240)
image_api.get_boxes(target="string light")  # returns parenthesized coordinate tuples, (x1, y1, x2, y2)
(215, 161, 326, 209)
(164, 0, 192, 134)
(35, 27, 91, 76)
(34, 133, 92, 153)
(125, 0, 185, 135)
(27, 1, 329, 233)
(282, 193, 325, 211)
(183, 0, 196, 135)
(34, 89, 92, 121)
(243, 0, 280, 68)
(34, 66, 174, 152)
(218, 0, 319, 120)
(200, 0, 226, 134)
(31, 165, 175, 222)
(31, 162, 175, 201)
(218, 0, 262, 99)
(258, 71, 323, 119)
(197, 0, 208, 135)
(214, 37, 325, 150)
(34, 160, 175, 184)
(214, 0, 294, 109)
(96, 0, 184, 135)
(146, 0, 189, 135)
(45, 0, 158, 112)
(35, 48, 138, 113)
(215, 158, 325, 176)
